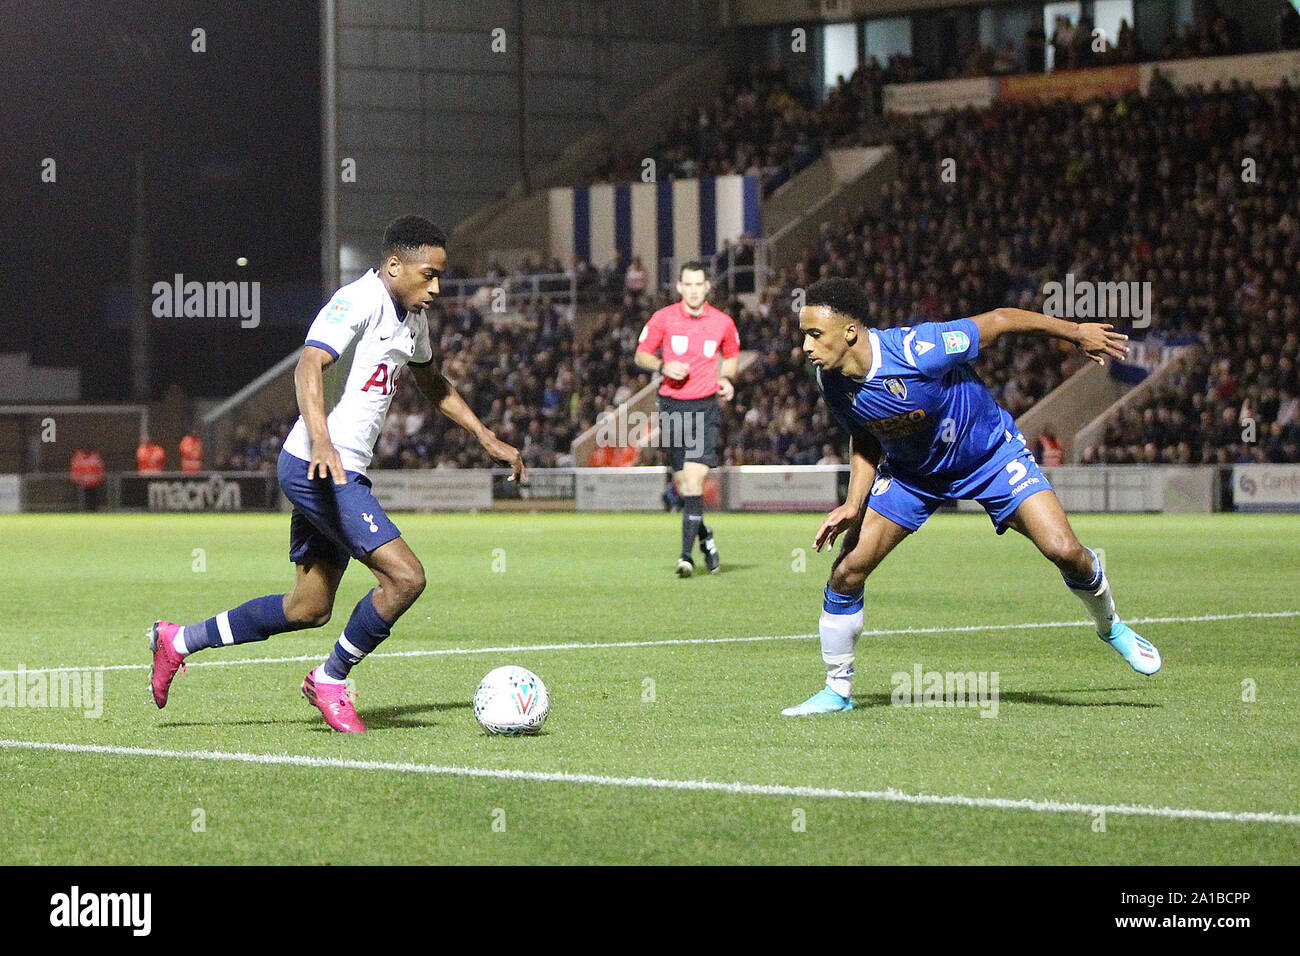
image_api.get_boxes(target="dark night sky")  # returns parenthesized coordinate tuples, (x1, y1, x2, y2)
(0, 0, 321, 399)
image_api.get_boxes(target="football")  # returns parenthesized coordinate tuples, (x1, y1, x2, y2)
(473, 666, 549, 736)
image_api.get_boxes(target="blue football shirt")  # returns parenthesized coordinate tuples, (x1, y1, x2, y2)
(816, 319, 1019, 483)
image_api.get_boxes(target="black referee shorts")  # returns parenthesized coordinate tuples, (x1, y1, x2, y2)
(657, 394, 720, 471)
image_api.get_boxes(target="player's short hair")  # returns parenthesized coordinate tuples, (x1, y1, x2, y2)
(382, 216, 447, 261)
(805, 277, 871, 326)
(678, 260, 709, 281)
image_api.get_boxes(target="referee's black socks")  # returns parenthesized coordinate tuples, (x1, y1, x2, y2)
(681, 496, 704, 560)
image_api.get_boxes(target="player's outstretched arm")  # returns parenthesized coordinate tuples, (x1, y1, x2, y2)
(815, 430, 880, 552)
(410, 364, 526, 482)
(295, 345, 346, 485)
(969, 308, 1130, 364)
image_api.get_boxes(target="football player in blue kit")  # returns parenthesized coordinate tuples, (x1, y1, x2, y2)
(783, 278, 1161, 716)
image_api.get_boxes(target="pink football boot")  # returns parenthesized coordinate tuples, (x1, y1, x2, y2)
(302, 669, 366, 733)
(148, 621, 187, 708)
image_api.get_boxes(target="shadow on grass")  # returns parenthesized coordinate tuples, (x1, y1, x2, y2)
(159, 700, 472, 731)
(851, 688, 1160, 709)
(694, 562, 761, 574)
(354, 700, 469, 730)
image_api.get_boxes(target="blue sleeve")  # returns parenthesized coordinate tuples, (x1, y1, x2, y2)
(907, 319, 980, 378)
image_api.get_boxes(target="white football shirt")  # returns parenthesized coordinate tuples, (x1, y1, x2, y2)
(282, 269, 433, 475)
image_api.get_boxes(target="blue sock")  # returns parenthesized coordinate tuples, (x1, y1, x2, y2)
(1061, 548, 1118, 636)
(1062, 548, 1103, 591)
(820, 586, 865, 696)
(823, 585, 865, 614)
(182, 595, 308, 654)
(322, 591, 392, 681)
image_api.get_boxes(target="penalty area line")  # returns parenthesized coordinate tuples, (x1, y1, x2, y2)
(4, 609, 1299, 677)
(0, 738, 1297, 826)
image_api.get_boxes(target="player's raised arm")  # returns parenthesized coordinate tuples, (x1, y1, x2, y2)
(814, 430, 881, 552)
(970, 307, 1130, 364)
(408, 363, 526, 482)
(294, 345, 346, 485)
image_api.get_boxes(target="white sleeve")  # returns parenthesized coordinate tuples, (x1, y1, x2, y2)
(303, 289, 371, 359)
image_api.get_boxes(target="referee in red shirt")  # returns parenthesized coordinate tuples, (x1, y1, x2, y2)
(634, 261, 740, 576)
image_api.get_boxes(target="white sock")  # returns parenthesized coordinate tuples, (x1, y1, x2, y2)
(172, 629, 190, 656)
(820, 608, 863, 698)
(313, 664, 346, 685)
(1065, 550, 1117, 637)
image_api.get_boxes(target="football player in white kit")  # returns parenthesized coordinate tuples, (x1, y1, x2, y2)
(148, 216, 525, 732)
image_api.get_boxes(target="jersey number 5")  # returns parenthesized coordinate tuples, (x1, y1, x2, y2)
(362, 363, 395, 395)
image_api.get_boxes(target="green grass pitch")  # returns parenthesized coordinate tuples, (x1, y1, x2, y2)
(0, 511, 1296, 864)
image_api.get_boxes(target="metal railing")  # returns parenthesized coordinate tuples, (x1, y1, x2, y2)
(657, 241, 769, 298)
(439, 272, 578, 311)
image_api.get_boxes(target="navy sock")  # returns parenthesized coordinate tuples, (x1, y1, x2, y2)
(323, 591, 392, 680)
(183, 595, 307, 653)
(681, 496, 703, 559)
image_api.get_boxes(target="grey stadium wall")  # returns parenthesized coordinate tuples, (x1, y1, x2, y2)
(323, 0, 721, 290)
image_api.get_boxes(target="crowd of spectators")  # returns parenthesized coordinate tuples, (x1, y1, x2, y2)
(593, 65, 840, 196)
(219, 30, 1300, 473)
(1083, 347, 1300, 465)
(216, 298, 656, 472)
(755, 80, 1300, 467)
(892, 6, 1282, 84)
(1072, 82, 1300, 465)
(219, 417, 296, 472)
(437, 243, 762, 314)
(589, 8, 1280, 196)
(955, 11, 1248, 80)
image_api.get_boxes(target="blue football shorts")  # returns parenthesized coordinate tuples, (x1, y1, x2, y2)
(277, 448, 402, 570)
(866, 436, 1051, 535)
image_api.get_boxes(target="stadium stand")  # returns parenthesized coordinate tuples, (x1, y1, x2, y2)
(593, 65, 835, 196)
(865, 6, 1281, 83)
(765, 80, 1300, 466)
(216, 19, 1300, 473)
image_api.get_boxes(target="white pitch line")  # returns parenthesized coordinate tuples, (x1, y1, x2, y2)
(1, 738, 1296, 826)
(2, 609, 1298, 677)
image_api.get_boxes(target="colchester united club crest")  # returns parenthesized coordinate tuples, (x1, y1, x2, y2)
(884, 377, 907, 400)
